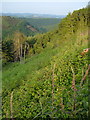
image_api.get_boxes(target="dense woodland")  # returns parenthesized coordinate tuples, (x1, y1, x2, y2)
(1, 7, 89, 119)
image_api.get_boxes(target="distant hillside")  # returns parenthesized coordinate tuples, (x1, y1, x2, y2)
(2, 16, 40, 40)
(2, 16, 61, 40)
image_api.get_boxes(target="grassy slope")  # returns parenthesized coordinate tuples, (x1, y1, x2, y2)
(2, 31, 88, 118)
(2, 8, 88, 118)
(2, 47, 59, 92)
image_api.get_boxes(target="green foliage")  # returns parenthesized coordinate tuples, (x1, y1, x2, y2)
(2, 7, 89, 119)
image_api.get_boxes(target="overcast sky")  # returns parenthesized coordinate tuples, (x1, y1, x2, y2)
(1, 0, 89, 15)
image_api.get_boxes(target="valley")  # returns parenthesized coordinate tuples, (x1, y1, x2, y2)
(1, 7, 89, 119)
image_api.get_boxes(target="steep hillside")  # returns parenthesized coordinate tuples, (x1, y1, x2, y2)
(25, 18, 61, 31)
(2, 7, 89, 119)
(2, 16, 61, 40)
(2, 16, 40, 40)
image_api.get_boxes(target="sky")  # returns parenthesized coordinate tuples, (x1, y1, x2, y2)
(1, 0, 89, 2)
(1, 0, 89, 15)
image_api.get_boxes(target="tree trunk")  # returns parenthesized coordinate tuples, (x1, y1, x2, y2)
(20, 44, 22, 63)
(24, 43, 26, 62)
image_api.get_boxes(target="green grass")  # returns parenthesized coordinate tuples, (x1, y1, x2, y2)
(2, 36, 88, 118)
(2, 47, 59, 92)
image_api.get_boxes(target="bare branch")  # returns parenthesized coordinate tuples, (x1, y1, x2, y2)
(80, 64, 90, 87)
